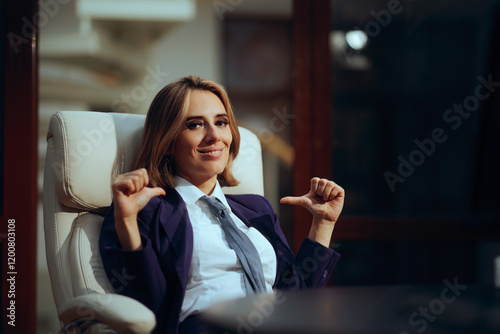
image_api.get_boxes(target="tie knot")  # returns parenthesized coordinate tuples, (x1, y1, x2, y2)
(201, 196, 226, 218)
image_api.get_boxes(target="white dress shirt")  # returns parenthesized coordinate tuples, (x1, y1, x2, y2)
(175, 177, 277, 322)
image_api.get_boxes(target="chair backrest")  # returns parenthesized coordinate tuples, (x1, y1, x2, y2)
(43, 111, 264, 312)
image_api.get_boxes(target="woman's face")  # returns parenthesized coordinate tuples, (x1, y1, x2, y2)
(172, 90, 233, 189)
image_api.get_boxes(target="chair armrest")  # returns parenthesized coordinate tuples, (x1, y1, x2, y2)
(58, 293, 156, 334)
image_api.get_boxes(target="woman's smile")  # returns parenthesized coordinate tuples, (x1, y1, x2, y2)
(198, 147, 225, 158)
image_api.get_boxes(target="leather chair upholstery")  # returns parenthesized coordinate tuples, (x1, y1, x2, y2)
(43, 111, 264, 333)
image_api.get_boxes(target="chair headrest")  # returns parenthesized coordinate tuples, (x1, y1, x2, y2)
(46, 111, 263, 211)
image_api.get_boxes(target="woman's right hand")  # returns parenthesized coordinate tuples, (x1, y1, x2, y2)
(112, 168, 166, 250)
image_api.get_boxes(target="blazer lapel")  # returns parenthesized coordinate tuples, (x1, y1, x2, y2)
(158, 189, 193, 289)
(228, 196, 277, 249)
(229, 202, 253, 228)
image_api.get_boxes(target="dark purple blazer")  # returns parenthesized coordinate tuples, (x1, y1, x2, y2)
(99, 189, 340, 334)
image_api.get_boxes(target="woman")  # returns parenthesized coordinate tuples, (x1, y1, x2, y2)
(99, 75, 345, 334)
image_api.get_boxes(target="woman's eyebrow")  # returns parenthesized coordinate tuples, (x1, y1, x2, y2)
(186, 113, 228, 121)
(186, 116, 203, 121)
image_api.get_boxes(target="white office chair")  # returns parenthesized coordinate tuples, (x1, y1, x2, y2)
(43, 111, 264, 333)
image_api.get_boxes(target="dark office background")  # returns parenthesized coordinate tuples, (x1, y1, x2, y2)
(328, 0, 500, 286)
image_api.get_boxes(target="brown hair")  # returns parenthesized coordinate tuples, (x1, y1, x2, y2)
(135, 75, 240, 189)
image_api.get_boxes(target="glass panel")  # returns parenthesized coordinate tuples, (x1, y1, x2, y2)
(330, 0, 499, 218)
(223, 15, 294, 240)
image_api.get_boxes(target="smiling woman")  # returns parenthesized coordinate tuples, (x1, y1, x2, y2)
(134, 75, 241, 191)
(99, 75, 345, 334)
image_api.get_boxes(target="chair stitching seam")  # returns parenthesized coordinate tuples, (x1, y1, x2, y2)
(53, 114, 73, 304)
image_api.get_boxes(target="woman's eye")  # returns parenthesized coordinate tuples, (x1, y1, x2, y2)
(187, 122, 202, 129)
(216, 120, 229, 127)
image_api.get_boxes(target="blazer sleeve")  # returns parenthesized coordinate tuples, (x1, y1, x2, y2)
(260, 196, 341, 290)
(275, 237, 341, 289)
(99, 197, 168, 314)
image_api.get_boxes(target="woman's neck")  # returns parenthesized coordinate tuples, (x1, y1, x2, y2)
(178, 174, 218, 195)
(197, 180, 217, 195)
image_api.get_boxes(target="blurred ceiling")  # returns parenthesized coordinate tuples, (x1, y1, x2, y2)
(40, 0, 196, 94)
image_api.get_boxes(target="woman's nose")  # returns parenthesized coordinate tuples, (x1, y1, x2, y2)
(205, 124, 221, 142)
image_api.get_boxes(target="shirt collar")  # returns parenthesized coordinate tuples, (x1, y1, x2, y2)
(210, 181, 232, 212)
(174, 176, 231, 212)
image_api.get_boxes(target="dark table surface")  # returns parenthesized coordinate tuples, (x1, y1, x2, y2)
(201, 284, 500, 334)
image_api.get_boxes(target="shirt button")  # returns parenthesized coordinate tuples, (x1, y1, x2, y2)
(322, 270, 328, 279)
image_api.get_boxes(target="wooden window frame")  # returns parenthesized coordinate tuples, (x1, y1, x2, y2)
(1, 0, 38, 332)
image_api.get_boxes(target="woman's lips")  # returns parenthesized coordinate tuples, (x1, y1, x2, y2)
(198, 148, 224, 158)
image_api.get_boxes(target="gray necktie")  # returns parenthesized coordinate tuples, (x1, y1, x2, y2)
(201, 196, 267, 294)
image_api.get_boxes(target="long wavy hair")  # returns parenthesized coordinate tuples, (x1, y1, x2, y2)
(134, 75, 240, 189)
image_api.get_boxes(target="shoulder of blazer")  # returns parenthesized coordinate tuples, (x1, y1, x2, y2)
(226, 193, 274, 215)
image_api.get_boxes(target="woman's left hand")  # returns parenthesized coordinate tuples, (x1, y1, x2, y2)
(280, 177, 345, 225)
